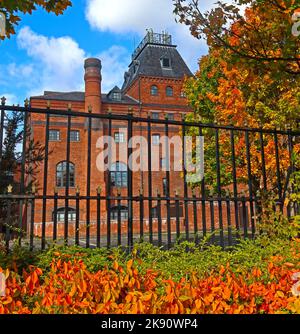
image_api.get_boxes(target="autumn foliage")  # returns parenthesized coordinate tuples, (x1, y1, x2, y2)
(1, 253, 300, 314)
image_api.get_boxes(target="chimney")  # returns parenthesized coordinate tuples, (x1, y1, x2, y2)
(84, 58, 102, 113)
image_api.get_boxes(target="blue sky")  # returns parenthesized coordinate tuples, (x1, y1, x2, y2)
(0, 0, 215, 106)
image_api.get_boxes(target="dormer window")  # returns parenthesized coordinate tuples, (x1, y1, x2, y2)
(161, 57, 171, 69)
(108, 86, 122, 101)
(112, 92, 121, 101)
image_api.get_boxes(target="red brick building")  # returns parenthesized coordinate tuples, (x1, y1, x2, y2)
(29, 31, 199, 239)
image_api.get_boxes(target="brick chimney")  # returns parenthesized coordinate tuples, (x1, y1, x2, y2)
(84, 58, 102, 113)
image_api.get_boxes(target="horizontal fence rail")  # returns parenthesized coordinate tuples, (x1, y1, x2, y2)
(0, 102, 299, 251)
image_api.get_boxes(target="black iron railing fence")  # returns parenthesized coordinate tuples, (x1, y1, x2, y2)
(0, 102, 299, 251)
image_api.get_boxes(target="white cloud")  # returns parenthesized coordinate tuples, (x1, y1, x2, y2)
(1, 27, 132, 98)
(0, 93, 19, 105)
(85, 0, 222, 72)
(17, 26, 86, 96)
(97, 46, 131, 92)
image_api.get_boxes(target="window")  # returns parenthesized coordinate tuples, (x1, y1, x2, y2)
(56, 161, 75, 188)
(70, 130, 80, 142)
(168, 113, 174, 120)
(160, 158, 167, 169)
(152, 112, 159, 120)
(151, 85, 158, 96)
(151, 206, 158, 219)
(110, 162, 127, 188)
(110, 206, 128, 221)
(152, 134, 160, 146)
(161, 57, 171, 68)
(49, 130, 60, 141)
(112, 92, 122, 101)
(114, 132, 125, 143)
(163, 178, 168, 196)
(180, 91, 186, 98)
(166, 86, 173, 97)
(55, 208, 76, 222)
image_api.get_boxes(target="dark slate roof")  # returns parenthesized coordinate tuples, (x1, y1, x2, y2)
(31, 91, 139, 105)
(122, 44, 193, 91)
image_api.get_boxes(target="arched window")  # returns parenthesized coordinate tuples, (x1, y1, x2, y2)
(110, 206, 128, 221)
(54, 207, 76, 222)
(166, 86, 173, 97)
(110, 162, 127, 188)
(151, 85, 158, 96)
(56, 161, 75, 188)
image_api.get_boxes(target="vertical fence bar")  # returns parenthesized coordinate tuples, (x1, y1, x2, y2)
(230, 129, 240, 237)
(139, 190, 144, 241)
(19, 101, 29, 244)
(86, 108, 92, 248)
(199, 127, 207, 238)
(259, 131, 267, 191)
(53, 188, 58, 242)
(165, 116, 171, 249)
(274, 130, 283, 207)
(182, 117, 189, 242)
(192, 190, 198, 244)
(226, 196, 233, 247)
(215, 128, 224, 248)
(106, 116, 112, 249)
(97, 187, 101, 248)
(157, 191, 162, 247)
(41, 111, 50, 250)
(75, 187, 80, 246)
(210, 198, 215, 244)
(30, 197, 35, 251)
(241, 196, 248, 239)
(0, 97, 5, 162)
(245, 131, 255, 238)
(64, 111, 72, 245)
(127, 114, 133, 249)
(147, 114, 153, 244)
(5, 197, 11, 252)
(117, 189, 122, 247)
(175, 191, 180, 241)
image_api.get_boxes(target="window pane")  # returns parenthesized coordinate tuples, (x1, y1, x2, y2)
(152, 134, 160, 145)
(70, 130, 80, 142)
(166, 87, 173, 97)
(162, 58, 170, 68)
(151, 86, 158, 96)
(56, 162, 75, 187)
(49, 130, 60, 141)
(115, 132, 125, 143)
(152, 112, 159, 120)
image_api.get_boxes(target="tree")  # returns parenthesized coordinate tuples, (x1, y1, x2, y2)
(0, 0, 72, 39)
(173, 0, 300, 75)
(0, 108, 45, 239)
(181, 0, 300, 197)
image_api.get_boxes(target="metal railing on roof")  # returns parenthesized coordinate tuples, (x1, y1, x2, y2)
(132, 30, 172, 60)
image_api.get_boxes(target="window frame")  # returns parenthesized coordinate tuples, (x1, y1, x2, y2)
(110, 162, 128, 188)
(110, 206, 129, 221)
(152, 112, 159, 120)
(70, 130, 80, 142)
(166, 86, 173, 97)
(163, 178, 168, 196)
(114, 132, 125, 143)
(150, 85, 159, 96)
(55, 207, 77, 222)
(49, 129, 60, 142)
(161, 57, 171, 68)
(56, 161, 75, 188)
(152, 134, 160, 146)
